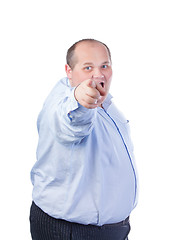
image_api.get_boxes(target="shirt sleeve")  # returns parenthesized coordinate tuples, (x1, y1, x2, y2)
(47, 86, 97, 144)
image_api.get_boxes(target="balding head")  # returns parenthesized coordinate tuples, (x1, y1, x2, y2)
(66, 39, 111, 69)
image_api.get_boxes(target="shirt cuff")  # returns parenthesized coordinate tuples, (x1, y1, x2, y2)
(66, 87, 96, 122)
(67, 87, 79, 113)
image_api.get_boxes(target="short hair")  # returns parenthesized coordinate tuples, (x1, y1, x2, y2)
(66, 39, 112, 69)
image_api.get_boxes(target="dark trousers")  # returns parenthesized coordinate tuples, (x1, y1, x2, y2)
(30, 202, 130, 240)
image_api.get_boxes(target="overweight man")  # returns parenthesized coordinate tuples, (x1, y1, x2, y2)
(30, 39, 138, 240)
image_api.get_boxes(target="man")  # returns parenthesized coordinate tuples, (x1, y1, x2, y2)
(30, 39, 138, 240)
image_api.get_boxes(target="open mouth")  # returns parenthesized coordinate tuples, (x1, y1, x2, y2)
(100, 82, 104, 88)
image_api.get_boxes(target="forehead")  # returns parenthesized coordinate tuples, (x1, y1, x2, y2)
(74, 41, 110, 64)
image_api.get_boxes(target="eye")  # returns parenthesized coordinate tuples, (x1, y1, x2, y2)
(102, 65, 108, 69)
(85, 66, 92, 70)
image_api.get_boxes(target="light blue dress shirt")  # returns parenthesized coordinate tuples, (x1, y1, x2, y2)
(31, 77, 138, 226)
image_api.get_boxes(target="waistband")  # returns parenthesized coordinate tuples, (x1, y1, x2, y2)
(30, 201, 130, 239)
(31, 201, 129, 229)
(100, 217, 130, 229)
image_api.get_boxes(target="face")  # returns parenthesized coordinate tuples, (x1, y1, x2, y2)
(65, 41, 113, 101)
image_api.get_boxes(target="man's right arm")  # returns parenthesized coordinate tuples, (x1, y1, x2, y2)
(45, 79, 103, 144)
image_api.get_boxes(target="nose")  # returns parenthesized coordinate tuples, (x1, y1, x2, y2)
(92, 68, 104, 80)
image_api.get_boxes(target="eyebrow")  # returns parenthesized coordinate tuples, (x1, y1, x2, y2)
(83, 62, 94, 66)
(83, 61, 110, 66)
(102, 61, 111, 65)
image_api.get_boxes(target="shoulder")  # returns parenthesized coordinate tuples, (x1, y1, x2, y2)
(43, 77, 71, 104)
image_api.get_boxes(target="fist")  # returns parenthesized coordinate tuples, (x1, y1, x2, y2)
(74, 79, 106, 109)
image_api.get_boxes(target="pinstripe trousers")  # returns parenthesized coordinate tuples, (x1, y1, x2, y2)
(30, 202, 130, 240)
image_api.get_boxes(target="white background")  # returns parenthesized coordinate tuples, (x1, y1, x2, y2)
(0, 0, 183, 239)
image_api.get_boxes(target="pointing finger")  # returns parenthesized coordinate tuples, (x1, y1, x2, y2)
(87, 79, 97, 88)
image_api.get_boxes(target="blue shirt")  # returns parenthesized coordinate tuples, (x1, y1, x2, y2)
(31, 77, 138, 226)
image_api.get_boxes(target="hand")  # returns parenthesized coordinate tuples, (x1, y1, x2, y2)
(74, 79, 106, 109)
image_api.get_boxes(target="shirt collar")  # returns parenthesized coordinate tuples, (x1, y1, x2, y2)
(102, 93, 113, 110)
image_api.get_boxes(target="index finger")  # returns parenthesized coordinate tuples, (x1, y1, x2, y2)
(85, 79, 97, 88)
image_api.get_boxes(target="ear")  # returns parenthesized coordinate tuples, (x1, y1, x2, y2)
(65, 64, 72, 80)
